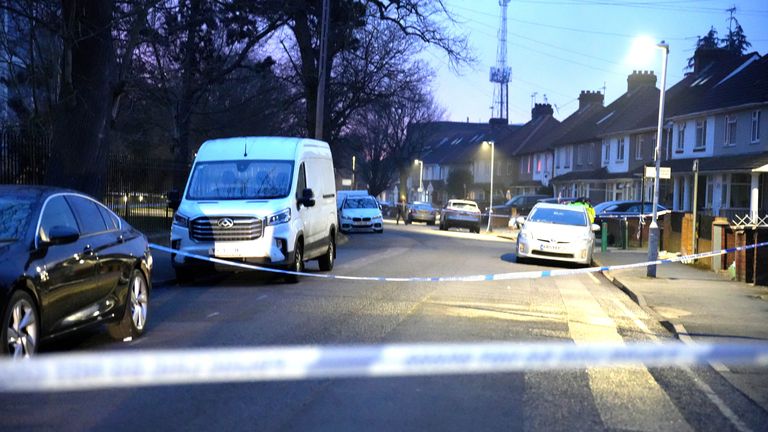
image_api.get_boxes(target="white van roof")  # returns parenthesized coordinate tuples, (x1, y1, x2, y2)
(195, 137, 330, 161)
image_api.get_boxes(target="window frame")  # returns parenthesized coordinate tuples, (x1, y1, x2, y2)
(616, 137, 625, 162)
(725, 115, 737, 147)
(676, 122, 685, 153)
(694, 118, 707, 151)
(635, 135, 644, 160)
(751, 110, 761, 144)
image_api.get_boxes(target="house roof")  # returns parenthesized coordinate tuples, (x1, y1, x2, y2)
(663, 53, 767, 119)
(552, 166, 643, 182)
(415, 121, 521, 165)
(662, 152, 768, 173)
(495, 114, 561, 157)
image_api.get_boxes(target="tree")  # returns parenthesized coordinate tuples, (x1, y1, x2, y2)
(281, 0, 470, 146)
(446, 168, 472, 200)
(721, 7, 751, 54)
(133, 0, 285, 188)
(686, 26, 718, 70)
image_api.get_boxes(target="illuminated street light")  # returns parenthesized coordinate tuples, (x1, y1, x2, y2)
(647, 41, 669, 278)
(482, 141, 495, 232)
(414, 159, 424, 201)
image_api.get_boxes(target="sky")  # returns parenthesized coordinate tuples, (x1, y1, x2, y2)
(427, 0, 768, 125)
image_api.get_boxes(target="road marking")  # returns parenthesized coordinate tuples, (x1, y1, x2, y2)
(557, 278, 692, 431)
(256, 295, 268, 301)
(610, 297, 752, 432)
(207, 312, 219, 318)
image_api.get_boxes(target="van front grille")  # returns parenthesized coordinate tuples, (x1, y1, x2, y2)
(190, 217, 263, 242)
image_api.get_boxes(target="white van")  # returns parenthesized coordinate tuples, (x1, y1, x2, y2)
(170, 137, 337, 283)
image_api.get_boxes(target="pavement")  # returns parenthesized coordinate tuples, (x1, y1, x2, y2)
(594, 247, 768, 413)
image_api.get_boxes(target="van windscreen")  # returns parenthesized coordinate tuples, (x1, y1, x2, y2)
(186, 160, 294, 200)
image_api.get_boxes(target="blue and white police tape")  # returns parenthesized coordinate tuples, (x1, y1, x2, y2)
(1, 341, 767, 392)
(594, 210, 672, 220)
(149, 240, 768, 283)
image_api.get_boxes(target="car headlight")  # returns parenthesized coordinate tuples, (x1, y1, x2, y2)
(268, 208, 291, 226)
(341, 214, 352, 221)
(173, 212, 189, 228)
(518, 231, 529, 242)
(373, 214, 383, 220)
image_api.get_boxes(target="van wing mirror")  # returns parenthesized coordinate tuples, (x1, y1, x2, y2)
(299, 188, 316, 208)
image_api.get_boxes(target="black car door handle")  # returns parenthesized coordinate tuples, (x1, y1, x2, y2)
(83, 245, 94, 256)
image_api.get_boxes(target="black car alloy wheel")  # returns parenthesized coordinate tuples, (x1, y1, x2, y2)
(2, 291, 38, 358)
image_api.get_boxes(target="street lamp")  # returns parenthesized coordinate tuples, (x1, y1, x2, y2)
(414, 159, 424, 201)
(352, 155, 356, 190)
(647, 40, 669, 278)
(482, 141, 495, 232)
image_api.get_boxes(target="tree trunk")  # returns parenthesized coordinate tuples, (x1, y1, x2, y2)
(45, 0, 115, 198)
(172, 0, 200, 190)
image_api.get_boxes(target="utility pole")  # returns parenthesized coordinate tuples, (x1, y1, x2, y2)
(314, 0, 330, 140)
(647, 41, 669, 278)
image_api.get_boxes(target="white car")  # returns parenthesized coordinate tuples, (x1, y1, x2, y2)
(339, 195, 384, 233)
(515, 203, 600, 266)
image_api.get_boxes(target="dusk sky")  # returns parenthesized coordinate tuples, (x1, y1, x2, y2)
(428, 0, 768, 125)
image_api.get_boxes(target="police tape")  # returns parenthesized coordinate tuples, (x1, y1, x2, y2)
(149, 240, 768, 283)
(594, 210, 673, 220)
(1, 341, 767, 392)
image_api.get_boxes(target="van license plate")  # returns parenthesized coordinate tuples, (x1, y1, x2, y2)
(213, 244, 257, 258)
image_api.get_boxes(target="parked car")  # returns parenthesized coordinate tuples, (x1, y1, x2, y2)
(407, 202, 437, 225)
(515, 202, 600, 266)
(0, 186, 153, 358)
(339, 195, 384, 234)
(440, 199, 482, 233)
(593, 200, 668, 225)
(491, 194, 549, 216)
(537, 196, 576, 205)
(170, 137, 338, 284)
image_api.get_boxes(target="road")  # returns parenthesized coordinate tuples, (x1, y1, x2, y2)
(2, 222, 767, 431)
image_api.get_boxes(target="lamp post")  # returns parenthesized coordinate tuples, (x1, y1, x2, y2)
(647, 41, 669, 278)
(483, 141, 495, 232)
(352, 155, 356, 190)
(414, 159, 424, 201)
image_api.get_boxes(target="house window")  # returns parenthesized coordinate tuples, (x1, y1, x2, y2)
(635, 136, 644, 160)
(695, 119, 706, 151)
(725, 115, 737, 146)
(520, 158, 526, 175)
(602, 140, 609, 166)
(616, 138, 625, 162)
(588, 143, 594, 165)
(536, 156, 542, 173)
(576, 145, 584, 166)
(729, 174, 751, 208)
(676, 122, 685, 152)
(527, 155, 532, 174)
(752, 110, 761, 143)
(705, 176, 714, 209)
(564, 146, 571, 169)
(555, 150, 561, 169)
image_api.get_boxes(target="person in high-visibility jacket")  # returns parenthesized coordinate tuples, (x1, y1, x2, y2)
(570, 197, 595, 224)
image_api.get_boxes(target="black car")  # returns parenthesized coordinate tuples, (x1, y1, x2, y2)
(593, 200, 668, 225)
(0, 186, 152, 358)
(491, 194, 549, 217)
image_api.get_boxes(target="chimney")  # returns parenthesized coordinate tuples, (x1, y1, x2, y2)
(578, 90, 604, 110)
(693, 47, 740, 74)
(531, 103, 553, 120)
(627, 70, 657, 93)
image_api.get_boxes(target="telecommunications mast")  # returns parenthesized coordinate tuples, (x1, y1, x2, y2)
(489, 0, 512, 125)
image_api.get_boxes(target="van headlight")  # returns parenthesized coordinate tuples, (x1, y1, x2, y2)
(268, 208, 291, 226)
(173, 212, 189, 228)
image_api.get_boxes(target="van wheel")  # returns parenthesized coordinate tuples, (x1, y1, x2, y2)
(285, 240, 304, 283)
(318, 235, 335, 271)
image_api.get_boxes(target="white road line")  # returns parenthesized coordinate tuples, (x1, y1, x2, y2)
(207, 312, 220, 318)
(256, 295, 268, 301)
(557, 279, 692, 432)
(610, 297, 752, 432)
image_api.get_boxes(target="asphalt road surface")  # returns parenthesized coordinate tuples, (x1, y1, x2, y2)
(3, 223, 767, 431)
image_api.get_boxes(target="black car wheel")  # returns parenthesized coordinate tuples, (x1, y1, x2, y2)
(2, 291, 39, 358)
(318, 234, 335, 271)
(285, 239, 304, 284)
(108, 269, 149, 340)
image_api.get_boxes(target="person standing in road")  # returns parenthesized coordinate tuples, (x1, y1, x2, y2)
(396, 198, 407, 225)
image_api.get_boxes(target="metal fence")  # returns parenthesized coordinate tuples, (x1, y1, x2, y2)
(1, 125, 188, 236)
